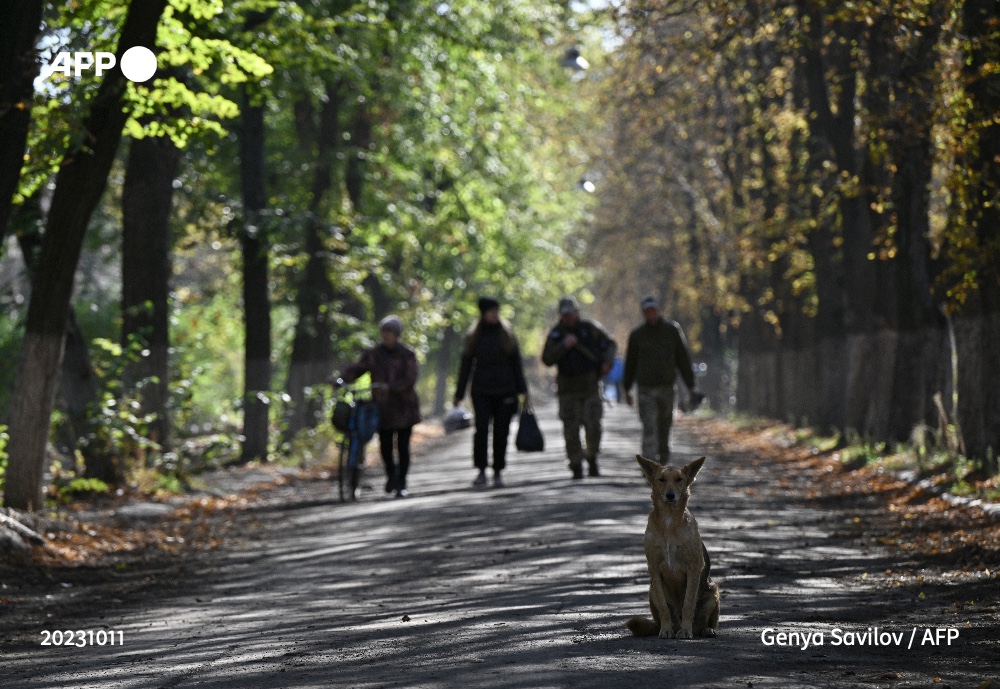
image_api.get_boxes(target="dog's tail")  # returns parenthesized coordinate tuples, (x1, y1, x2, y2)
(625, 616, 659, 637)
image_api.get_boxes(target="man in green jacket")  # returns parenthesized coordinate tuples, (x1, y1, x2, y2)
(622, 295, 703, 464)
(542, 296, 617, 479)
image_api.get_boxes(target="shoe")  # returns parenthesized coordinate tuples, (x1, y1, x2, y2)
(472, 470, 488, 487)
(395, 488, 409, 499)
(571, 465, 584, 480)
(587, 463, 600, 477)
(493, 472, 504, 488)
(385, 474, 398, 494)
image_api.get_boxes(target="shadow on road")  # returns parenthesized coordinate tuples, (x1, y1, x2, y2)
(3, 404, 997, 688)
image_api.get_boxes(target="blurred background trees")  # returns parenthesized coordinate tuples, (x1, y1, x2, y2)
(1, 0, 998, 511)
(0, 0, 598, 508)
(588, 0, 999, 474)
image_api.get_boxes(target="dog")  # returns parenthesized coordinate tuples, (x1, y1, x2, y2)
(626, 454, 720, 639)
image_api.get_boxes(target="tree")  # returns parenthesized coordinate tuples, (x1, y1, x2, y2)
(4, 0, 170, 510)
(237, 72, 272, 464)
(121, 133, 182, 456)
(0, 0, 45, 240)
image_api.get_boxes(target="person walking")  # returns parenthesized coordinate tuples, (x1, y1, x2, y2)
(337, 315, 421, 498)
(622, 295, 703, 464)
(541, 296, 617, 479)
(604, 355, 625, 403)
(453, 297, 528, 488)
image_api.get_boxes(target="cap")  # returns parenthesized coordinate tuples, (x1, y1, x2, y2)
(379, 314, 403, 335)
(558, 296, 579, 315)
(478, 296, 500, 314)
(640, 295, 659, 311)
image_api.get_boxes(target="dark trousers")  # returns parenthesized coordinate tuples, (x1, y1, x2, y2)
(378, 427, 412, 487)
(471, 393, 518, 472)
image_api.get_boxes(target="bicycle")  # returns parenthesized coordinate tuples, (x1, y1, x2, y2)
(330, 380, 384, 502)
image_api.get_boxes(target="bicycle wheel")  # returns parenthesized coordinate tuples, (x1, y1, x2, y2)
(338, 436, 350, 502)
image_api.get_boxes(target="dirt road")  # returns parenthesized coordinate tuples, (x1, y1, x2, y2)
(2, 404, 998, 688)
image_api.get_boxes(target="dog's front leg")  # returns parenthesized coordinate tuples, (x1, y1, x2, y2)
(649, 571, 675, 639)
(676, 568, 701, 639)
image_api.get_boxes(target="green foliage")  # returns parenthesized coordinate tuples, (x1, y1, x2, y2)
(83, 337, 161, 467)
(840, 441, 886, 469)
(53, 477, 111, 503)
(171, 290, 244, 432)
(16, 0, 275, 208)
(2, 0, 607, 497)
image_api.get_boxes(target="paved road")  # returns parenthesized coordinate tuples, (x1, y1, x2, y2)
(3, 403, 997, 687)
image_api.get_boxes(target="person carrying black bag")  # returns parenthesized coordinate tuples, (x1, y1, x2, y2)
(453, 297, 528, 488)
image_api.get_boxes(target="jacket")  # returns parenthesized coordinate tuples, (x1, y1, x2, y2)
(340, 343, 421, 430)
(541, 318, 617, 395)
(455, 321, 528, 401)
(622, 318, 696, 391)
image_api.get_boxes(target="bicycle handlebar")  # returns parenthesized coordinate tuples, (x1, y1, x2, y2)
(332, 378, 388, 391)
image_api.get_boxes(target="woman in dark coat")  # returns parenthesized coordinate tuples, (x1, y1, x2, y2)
(453, 297, 528, 488)
(338, 315, 421, 498)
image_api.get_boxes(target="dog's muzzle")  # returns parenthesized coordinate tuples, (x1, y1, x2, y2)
(664, 492, 677, 502)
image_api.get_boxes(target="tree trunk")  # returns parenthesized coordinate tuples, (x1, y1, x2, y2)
(798, 3, 887, 436)
(0, 0, 44, 240)
(284, 82, 343, 439)
(886, 30, 947, 442)
(3, 0, 168, 511)
(61, 308, 115, 480)
(13, 199, 110, 478)
(238, 87, 272, 464)
(956, 0, 1000, 468)
(796, 0, 849, 430)
(121, 135, 181, 454)
(433, 325, 457, 416)
(345, 101, 372, 212)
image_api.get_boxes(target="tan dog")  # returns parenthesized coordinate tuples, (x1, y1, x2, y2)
(626, 455, 720, 639)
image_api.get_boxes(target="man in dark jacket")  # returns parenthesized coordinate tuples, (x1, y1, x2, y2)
(454, 297, 528, 488)
(622, 296, 703, 464)
(542, 296, 617, 479)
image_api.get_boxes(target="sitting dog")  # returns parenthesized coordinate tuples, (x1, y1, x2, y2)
(626, 455, 720, 639)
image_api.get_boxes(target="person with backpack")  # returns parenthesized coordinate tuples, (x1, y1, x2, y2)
(541, 296, 617, 479)
(337, 315, 421, 498)
(453, 297, 528, 488)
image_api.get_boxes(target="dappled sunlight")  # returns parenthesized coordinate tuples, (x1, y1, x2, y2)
(3, 405, 996, 688)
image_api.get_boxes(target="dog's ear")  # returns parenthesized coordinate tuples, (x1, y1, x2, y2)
(682, 456, 706, 483)
(636, 454, 661, 485)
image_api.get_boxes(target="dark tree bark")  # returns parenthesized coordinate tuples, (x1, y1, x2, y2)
(121, 134, 181, 454)
(4, 0, 169, 511)
(14, 202, 108, 479)
(956, 0, 1000, 469)
(0, 0, 44, 240)
(797, 2, 888, 435)
(345, 101, 372, 212)
(883, 10, 949, 443)
(238, 87, 272, 464)
(433, 325, 457, 416)
(284, 82, 343, 439)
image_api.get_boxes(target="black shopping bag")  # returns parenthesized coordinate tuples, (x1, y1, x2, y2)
(515, 402, 544, 452)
